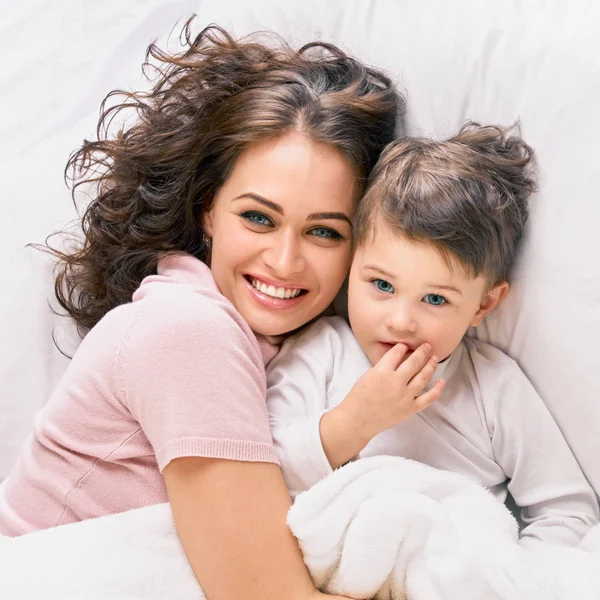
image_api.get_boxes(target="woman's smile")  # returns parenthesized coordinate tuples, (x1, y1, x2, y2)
(243, 274, 309, 310)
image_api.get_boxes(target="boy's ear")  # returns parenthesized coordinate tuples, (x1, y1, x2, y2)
(470, 281, 510, 327)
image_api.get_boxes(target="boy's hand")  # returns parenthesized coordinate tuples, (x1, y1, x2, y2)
(349, 342, 444, 440)
(320, 343, 445, 470)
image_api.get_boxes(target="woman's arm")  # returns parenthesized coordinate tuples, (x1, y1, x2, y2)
(164, 457, 351, 600)
(120, 299, 352, 598)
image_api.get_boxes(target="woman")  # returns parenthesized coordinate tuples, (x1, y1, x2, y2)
(0, 20, 403, 599)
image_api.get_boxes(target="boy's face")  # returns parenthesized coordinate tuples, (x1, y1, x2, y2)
(348, 226, 508, 365)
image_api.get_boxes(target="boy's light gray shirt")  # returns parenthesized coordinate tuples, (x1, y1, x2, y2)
(266, 316, 599, 547)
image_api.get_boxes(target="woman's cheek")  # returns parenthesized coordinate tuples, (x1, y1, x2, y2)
(323, 249, 351, 287)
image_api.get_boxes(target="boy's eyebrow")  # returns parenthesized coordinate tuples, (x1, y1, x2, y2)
(363, 265, 464, 296)
(427, 283, 463, 296)
(233, 193, 352, 226)
(362, 265, 395, 279)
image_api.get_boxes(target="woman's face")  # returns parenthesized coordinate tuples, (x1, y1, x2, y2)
(203, 131, 357, 337)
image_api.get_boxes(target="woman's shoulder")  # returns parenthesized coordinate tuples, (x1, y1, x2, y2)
(74, 254, 263, 391)
(110, 276, 266, 404)
(121, 253, 252, 341)
(83, 264, 256, 370)
(125, 282, 257, 358)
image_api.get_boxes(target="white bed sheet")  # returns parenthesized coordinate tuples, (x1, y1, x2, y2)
(0, 0, 599, 496)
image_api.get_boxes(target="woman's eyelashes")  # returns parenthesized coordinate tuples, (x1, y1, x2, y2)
(240, 211, 345, 241)
(308, 226, 344, 241)
(241, 210, 273, 228)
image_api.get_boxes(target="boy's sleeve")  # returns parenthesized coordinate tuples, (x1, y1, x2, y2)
(491, 365, 599, 547)
(266, 336, 334, 498)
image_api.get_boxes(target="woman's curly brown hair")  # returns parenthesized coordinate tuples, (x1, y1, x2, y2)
(46, 18, 401, 333)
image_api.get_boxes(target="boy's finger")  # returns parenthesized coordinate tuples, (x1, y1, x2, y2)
(395, 342, 432, 378)
(413, 379, 446, 412)
(375, 343, 409, 371)
(407, 356, 438, 391)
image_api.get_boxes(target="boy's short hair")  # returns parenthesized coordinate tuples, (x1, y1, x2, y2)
(353, 122, 537, 284)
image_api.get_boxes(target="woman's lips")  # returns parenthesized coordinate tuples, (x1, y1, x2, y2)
(246, 275, 307, 300)
(245, 273, 306, 291)
(243, 276, 308, 310)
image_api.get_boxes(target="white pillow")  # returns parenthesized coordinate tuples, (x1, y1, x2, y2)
(1, 0, 599, 494)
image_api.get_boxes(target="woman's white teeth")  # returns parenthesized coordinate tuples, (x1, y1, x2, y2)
(251, 279, 302, 299)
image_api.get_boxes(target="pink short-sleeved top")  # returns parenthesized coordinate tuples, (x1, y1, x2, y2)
(0, 253, 280, 536)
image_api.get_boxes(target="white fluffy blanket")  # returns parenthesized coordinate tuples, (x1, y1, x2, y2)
(1, 456, 599, 599)
(288, 456, 600, 600)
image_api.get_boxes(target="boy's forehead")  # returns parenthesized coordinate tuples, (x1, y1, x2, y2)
(354, 227, 478, 287)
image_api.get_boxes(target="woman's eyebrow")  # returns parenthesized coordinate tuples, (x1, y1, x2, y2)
(233, 193, 282, 213)
(233, 193, 351, 225)
(307, 212, 352, 226)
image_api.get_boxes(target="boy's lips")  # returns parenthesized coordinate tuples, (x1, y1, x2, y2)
(379, 340, 416, 352)
(377, 341, 417, 361)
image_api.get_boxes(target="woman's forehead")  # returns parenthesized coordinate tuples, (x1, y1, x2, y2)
(219, 132, 357, 216)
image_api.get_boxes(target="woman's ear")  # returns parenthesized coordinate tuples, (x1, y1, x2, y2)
(470, 281, 510, 327)
(202, 207, 214, 237)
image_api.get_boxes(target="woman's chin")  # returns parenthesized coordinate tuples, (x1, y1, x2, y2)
(245, 309, 319, 339)
(248, 319, 300, 339)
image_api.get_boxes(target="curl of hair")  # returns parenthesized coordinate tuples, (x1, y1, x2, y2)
(44, 18, 401, 333)
(354, 121, 537, 283)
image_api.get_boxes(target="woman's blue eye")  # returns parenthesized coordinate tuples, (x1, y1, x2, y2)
(423, 293, 447, 306)
(373, 279, 394, 293)
(310, 227, 343, 240)
(241, 211, 273, 227)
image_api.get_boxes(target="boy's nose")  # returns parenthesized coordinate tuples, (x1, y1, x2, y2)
(386, 304, 418, 334)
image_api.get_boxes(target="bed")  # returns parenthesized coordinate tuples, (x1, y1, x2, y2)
(1, 1, 599, 598)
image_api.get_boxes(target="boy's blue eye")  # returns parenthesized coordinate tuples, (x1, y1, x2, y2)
(373, 279, 394, 293)
(423, 293, 447, 306)
(309, 227, 343, 240)
(241, 211, 273, 227)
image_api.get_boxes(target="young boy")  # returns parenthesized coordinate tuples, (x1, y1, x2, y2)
(266, 123, 599, 547)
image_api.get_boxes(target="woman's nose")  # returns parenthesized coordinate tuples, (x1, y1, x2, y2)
(262, 230, 305, 280)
